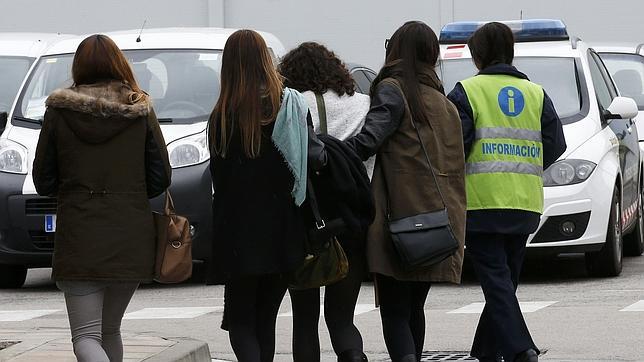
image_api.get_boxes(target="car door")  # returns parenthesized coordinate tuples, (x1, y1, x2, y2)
(589, 50, 640, 229)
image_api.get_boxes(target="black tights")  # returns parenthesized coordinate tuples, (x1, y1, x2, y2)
(377, 274, 431, 362)
(290, 252, 365, 361)
(224, 274, 287, 362)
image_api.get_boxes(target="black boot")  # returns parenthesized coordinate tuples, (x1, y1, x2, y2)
(338, 349, 368, 362)
(396, 354, 417, 362)
(514, 349, 539, 362)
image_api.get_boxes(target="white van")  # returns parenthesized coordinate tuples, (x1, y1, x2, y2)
(0, 28, 286, 288)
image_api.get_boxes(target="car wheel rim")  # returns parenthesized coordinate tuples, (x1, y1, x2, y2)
(639, 192, 644, 246)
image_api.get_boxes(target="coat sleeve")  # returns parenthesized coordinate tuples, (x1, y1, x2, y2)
(541, 90, 567, 169)
(344, 83, 405, 161)
(145, 108, 172, 198)
(307, 110, 327, 171)
(33, 109, 59, 197)
(447, 82, 476, 158)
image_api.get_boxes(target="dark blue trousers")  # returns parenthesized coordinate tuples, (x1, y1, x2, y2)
(466, 232, 538, 362)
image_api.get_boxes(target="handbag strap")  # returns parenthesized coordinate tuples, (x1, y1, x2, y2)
(381, 83, 448, 219)
(307, 178, 326, 230)
(164, 190, 177, 216)
(314, 93, 328, 135)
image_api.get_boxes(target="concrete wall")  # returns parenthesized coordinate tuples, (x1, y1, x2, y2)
(1, 0, 643, 70)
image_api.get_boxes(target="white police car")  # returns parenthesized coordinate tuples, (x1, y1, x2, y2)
(439, 20, 643, 277)
(0, 28, 286, 288)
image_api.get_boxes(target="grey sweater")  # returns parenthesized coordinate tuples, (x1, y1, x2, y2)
(302, 90, 375, 178)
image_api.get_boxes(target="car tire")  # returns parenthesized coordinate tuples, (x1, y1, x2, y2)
(585, 187, 623, 277)
(0, 265, 27, 289)
(624, 191, 644, 256)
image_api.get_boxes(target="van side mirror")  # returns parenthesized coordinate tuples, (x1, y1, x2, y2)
(0, 112, 7, 135)
(604, 96, 639, 120)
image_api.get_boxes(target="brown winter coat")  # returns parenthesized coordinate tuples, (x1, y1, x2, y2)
(32, 81, 171, 282)
(367, 76, 466, 283)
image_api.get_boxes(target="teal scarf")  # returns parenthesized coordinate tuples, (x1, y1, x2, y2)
(272, 87, 309, 206)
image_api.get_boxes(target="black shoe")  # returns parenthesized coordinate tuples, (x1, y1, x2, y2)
(338, 349, 368, 362)
(514, 349, 538, 362)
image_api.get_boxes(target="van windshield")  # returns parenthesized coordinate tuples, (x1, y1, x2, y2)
(13, 49, 222, 126)
(440, 57, 585, 124)
(0, 56, 33, 114)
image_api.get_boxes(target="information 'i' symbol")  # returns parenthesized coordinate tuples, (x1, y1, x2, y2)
(507, 89, 515, 114)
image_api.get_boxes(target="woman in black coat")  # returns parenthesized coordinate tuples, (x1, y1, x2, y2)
(207, 29, 326, 362)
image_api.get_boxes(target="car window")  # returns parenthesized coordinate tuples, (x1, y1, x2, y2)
(0, 56, 33, 114)
(588, 52, 615, 110)
(352, 70, 371, 94)
(14, 50, 222, 126)
(440, 57, 584, 123)
(365, 70, 377, 82)
(600, 53, 644, 110)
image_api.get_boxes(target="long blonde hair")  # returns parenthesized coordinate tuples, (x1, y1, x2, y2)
(209, 29, 283, 158)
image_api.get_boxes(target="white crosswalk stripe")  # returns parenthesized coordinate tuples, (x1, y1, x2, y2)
(620, 300, 644, 312)
(123, 307, 222, 320)
(278, 303, 376, 318)
(0, 309, 61, 322)
(447, 301, 558, 314)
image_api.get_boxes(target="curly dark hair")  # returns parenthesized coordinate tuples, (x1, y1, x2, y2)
(278, 42, 356, 96)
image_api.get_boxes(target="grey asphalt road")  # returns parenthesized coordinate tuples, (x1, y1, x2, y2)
(1, 253, 643, 361)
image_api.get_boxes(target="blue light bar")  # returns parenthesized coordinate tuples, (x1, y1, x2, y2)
(439, 19, 569, 44)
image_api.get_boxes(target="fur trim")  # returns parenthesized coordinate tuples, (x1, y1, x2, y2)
(46, 81, 149, 119)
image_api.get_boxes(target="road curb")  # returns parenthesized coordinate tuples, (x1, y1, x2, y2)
(143, 337, 211, 362)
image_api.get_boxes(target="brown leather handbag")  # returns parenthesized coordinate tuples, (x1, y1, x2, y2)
(153, 191, 193, 283)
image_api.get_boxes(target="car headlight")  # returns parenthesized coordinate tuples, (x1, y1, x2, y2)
(543, 159, 596, 186)
(167, 129, 209, 169)
(0, 139, 28, 175)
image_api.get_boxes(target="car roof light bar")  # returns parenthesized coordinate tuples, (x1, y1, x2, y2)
(439, 19, 569, 44)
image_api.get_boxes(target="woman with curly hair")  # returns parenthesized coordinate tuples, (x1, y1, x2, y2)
(279, 42, 371, 362)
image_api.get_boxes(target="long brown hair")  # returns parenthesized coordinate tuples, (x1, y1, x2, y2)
(209, 29, 283, 158)
(372, 21, 442, 127)
(72, 34, 147, 103)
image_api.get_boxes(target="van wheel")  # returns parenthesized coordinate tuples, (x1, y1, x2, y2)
(586, 187, 623, 277)
(624, 191, 644, 256)
(0, 265, 27, 288)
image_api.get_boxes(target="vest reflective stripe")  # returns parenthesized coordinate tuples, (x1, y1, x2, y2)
(475, 127, 542, 142)
(466, 161, 543, 177)
(461, 74, 545, 213)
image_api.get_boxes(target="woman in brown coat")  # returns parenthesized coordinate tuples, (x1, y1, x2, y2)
(346, 21, 466, 362)
(32, 35, 171, 362)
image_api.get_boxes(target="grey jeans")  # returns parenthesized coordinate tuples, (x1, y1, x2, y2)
(61, 282, 138, 362)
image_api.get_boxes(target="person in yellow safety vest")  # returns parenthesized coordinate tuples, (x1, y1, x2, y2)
(447, 22, 566, 362)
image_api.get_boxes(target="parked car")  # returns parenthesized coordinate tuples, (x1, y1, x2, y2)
(347, 63, 377, 94)
(439, 19, 643, 276)
(0, 28, 286, 288)
(0, 33, 73, 135)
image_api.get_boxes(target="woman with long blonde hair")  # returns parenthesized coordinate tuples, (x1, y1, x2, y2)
(33, 34, 171, 362)
(208, 29, 326, 361)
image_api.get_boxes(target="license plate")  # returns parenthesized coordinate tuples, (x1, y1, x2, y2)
(44, 214, 56, 233)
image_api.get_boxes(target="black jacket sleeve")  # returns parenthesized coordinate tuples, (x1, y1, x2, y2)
(345, 83, 405, 160)
(541, 90, 567, 169)
(33, 109, 59, 197)
(447, 82, 476, 158)
(145, 109, 172, 198)
(307, 110, 327, 171)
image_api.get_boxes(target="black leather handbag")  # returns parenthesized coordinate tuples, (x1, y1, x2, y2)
(386, 114, 459, 270)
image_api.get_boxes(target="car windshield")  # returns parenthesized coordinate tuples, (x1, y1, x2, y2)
(600, 53, 644, 110)
(440, 57, 583, 123)
(13, 49, 222, 125)
(0, 56, 33, 113)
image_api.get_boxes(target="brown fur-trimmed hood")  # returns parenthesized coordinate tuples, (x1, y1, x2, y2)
(46, 81, 149, 119)
(45, 81, 151, 144)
